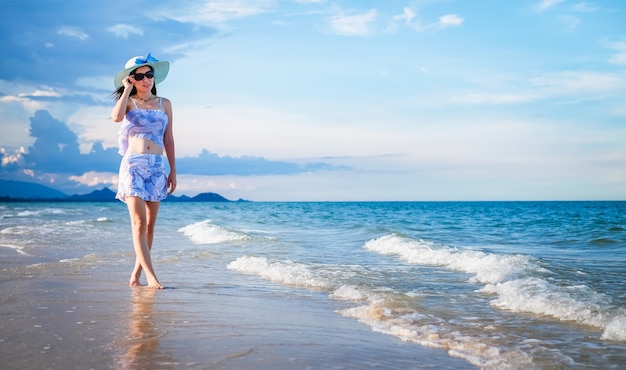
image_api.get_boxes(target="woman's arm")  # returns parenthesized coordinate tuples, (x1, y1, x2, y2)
(162, 97, 177, 194)
(111, 77, 133, 122)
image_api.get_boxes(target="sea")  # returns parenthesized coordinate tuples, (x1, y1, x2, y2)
(1, 201, 625, 369)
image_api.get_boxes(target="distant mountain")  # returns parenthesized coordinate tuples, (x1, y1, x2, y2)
(0, 180, 247, 202)
(192, 192, 229, 202)
(165, 192, 250, 202)
(67, 187, 117, 201)
(0, 179, 67, 199)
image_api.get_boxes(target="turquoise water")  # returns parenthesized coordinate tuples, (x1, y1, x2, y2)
(1, 201, 625, 369)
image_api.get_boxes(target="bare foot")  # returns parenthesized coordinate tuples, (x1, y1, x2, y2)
(146, 277, 164, 289)
(129, 271, 143, 287)
(129, 279, 144, 287)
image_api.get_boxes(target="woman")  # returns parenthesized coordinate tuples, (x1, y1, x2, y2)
(111, 53, 176, 289)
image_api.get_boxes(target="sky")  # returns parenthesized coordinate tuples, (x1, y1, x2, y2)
(1, 0, 625, 201)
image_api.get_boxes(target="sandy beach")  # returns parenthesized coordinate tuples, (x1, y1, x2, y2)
(1, 247, 473, 370)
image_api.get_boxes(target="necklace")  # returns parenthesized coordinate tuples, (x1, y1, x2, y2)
(135, 95, 154, 103)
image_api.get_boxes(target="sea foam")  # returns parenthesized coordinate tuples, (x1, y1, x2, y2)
(602, 315, 626, 341)
(480, 278, 612, 328)
(364, 233, 626, 342)
(226, 254, 571, 369)
(227, 256, 330, 289)
(363, 233, 542, 284)
(16, 208, 70, 217)
(0, 243, 31, 256)
(178, 220, 250, 244)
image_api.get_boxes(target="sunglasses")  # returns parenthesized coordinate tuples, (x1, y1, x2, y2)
(132, 71, 155, 81)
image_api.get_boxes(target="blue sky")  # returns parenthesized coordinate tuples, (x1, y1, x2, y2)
(1, 0, 625, 201)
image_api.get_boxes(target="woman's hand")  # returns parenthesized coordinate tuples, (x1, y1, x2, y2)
(123, 76, 135, 90)
(168, 173, 177, 194)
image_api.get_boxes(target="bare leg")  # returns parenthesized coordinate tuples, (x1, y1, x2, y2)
(126, 196, 163, 289)
(129, 200, 160, 285)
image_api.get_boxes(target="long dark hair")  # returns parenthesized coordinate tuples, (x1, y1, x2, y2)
(112, 66, 157, 100)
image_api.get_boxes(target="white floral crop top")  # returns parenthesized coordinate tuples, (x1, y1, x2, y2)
(117, 97, 168, 156)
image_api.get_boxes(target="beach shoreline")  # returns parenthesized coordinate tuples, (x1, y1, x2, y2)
(1, 251, 474, 369)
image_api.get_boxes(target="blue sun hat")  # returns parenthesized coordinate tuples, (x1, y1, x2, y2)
(114, 53, 170, 89)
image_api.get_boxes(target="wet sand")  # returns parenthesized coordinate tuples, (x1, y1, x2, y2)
(0, 250, 475, 369)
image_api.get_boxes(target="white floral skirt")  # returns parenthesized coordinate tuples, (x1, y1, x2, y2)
(116, 154, 168, 203)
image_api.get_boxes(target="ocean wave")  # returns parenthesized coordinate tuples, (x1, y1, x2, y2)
(1, 222, 93, 236)
(363, 233, 545, 284)
(57, 253, 106, 266)
(602, 315, 626, 341)
(15, 208, 73, 217)
(330, 284, 372, 301)
(178, 220, 250, 244)
(336, 303, 560, 369)
(60, 257, 81, 263)
(228, 256, 386, 298)
(226, 254, 572, 369)
(0, 243, 32, 256)
(482, 279, 626, 342)
(63, 217, 113, 226)
(0, 225, 36, 235)
(364, 233, 626, 342)
(64, 220, 95, 227)
(481, 278, 611, 326)
(227, 256, 330, 289)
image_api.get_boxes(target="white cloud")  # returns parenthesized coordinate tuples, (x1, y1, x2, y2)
(608, 41, 626, 65)
(570, 2, 598, 12)
(175, 174, 259, 198)
(439, 14, 463, 27)
(57, 27, 89, 41)
(449, 70, 626, 107)
(530, 71, 626, 92)
(171, 102, 394, 158)
(329, 9, 377, 36)
(610, 104, 626, 118)
(558, 14, 581, 31)
(67, 106, 118, 154)
(393, 7, 416, 23)
(537, 0, 567, 12)
(451, 92, 536, 105)
(609, 52, 626, 65)
(25, 89, 62, 98)
(0, 93, 47, 116)
(107, 24, 143, 38)
(0, 82, 92, 122)
(69, 171, 117, 187)
(392, 8, 462, 32)
(200, 0, 275, 21)
(161, 0, 276, 23)
(1, 147, 26, 166)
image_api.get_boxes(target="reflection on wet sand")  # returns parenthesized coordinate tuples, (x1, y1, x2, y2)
(116, 288, 171, 369)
